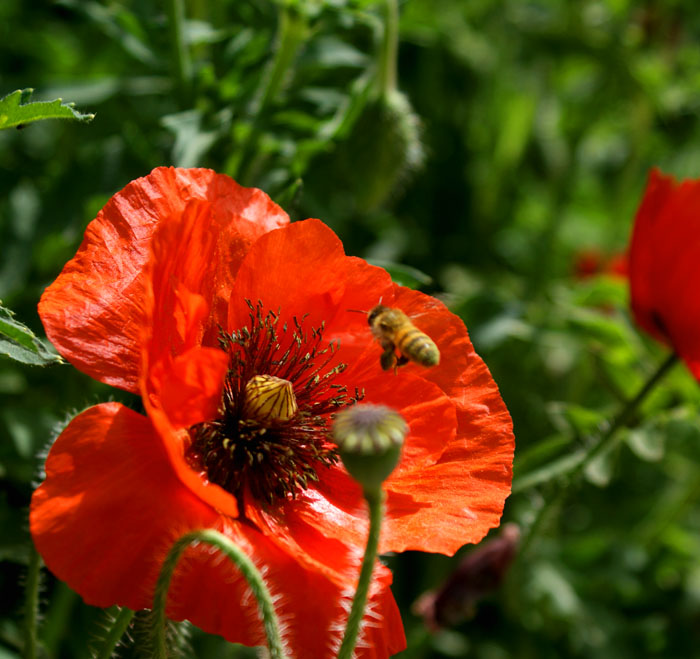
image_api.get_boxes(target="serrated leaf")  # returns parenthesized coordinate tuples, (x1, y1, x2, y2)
(0, 304, 63, 366)
(0, 89, 94, 130)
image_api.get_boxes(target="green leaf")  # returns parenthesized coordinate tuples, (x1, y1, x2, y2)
(546, 401, 606, 436)
(512, 450, 586, 493)
(566, 306, 629, 346)
(0, 88, 94, 130)
(583, 443, 616, 487)
(625, 425, 665, 462)
(368, 258, 433, 289)
(0, 304, 63, 366)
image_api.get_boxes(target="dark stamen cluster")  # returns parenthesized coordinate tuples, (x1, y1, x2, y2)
(186, 300, 363, 507)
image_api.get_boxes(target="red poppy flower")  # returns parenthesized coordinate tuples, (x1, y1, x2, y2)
(629, 168, 700, 379)
(573, 249, 628, 280)
(30, 167, 514, 657)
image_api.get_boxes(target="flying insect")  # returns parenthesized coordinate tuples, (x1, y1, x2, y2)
(365, 304, 440, 372)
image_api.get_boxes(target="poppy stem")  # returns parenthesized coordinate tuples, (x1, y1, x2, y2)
(576, 352, 677, 476)
(519, 352, 677, 555)
(232, 3, 308, 185)
(151, 529, 286, 659)
(337, 488, 385, 659)
(378, 0, 399, 99)
(22, 545, 41, 659)
(165, 0, 193, 108)
(94, 607, 135, 659)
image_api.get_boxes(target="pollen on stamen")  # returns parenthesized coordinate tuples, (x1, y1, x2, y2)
(186, 300, 363, 506)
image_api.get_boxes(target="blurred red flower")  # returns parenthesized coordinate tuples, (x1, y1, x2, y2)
(629, 168, 700, 378)
(30, 167, 514, 657)
(413, 523, 520, 631)
(573, 249, 628, 280)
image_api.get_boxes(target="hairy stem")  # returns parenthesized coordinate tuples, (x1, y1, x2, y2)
(23, 546, 41, 659)
(152, 529, 286, 659)
(338, 489, 385, 659)
(94, 607, 135, 659)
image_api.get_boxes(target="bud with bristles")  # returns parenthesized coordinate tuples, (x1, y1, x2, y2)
(332, 404, 407, 494)
(335, 90, 425, 212)
(243, 375, 298, 423)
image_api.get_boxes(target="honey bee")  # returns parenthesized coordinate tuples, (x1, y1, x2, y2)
(366, 305, 440, 372)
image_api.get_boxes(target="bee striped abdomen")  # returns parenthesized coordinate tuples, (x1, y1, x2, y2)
(396, 327, 440, 366)
(367, 304, 440, 371)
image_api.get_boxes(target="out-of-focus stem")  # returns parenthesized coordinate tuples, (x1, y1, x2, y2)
(575, 352, 677, 475)
(23, 546, 41, 659)
(235, 3, 308, 184)
(378, 0, 399, 99)
(519, 352, 677, 556)
(338, 489, 385, 659)
(165, 0, 193, 107)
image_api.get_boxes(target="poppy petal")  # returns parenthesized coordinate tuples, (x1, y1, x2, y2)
(277, 289, 513, 556)
(167, 518, 406, 658)
(157, 346, 229, 428)
(39, 167, 288, 393)
(227, 219, 394, 344)
(629, 168, 700, 378)
(340, 350, 458, 475)
(30, 403, 405, 658)
(629, 168, 678, 345)
(386, 285, 514, 552)
(240, 347, 457, 558)
(30, 403, 219, 610)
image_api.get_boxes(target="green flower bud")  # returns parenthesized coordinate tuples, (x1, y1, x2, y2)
(326, 90, 425, 213)
(332, 404, 407, 493)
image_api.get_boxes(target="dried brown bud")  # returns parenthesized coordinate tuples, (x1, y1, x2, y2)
(413, 523, 520, 631)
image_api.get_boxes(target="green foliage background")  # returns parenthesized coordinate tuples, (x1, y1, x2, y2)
(2, 0, 700, 657)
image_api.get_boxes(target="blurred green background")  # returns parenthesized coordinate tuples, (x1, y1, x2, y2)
(3, 0, 700, 657)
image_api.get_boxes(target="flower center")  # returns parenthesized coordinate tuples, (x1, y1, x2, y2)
(186, 300, 362, 506)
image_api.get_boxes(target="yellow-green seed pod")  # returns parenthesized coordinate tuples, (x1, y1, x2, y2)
(332, 404, 407, 493)
(243, 375, 298, 423)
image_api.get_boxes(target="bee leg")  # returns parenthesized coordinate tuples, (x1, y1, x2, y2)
(388, 353, 409, 375)
(380, 348, 398, 371)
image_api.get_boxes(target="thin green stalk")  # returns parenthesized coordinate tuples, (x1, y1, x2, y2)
(94, 607, 135, 659)
(165, 0, 193, 107)
(42, 583, 78, 654)
(378, 0, 399, 99)
(519, 353, 677, 556)
(338, 489, 385, 659)
(233, 3, 308, 183)
(574, 352, 677, 476)
(23, 545, 41, 659)
(152, 529, 286, 659)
